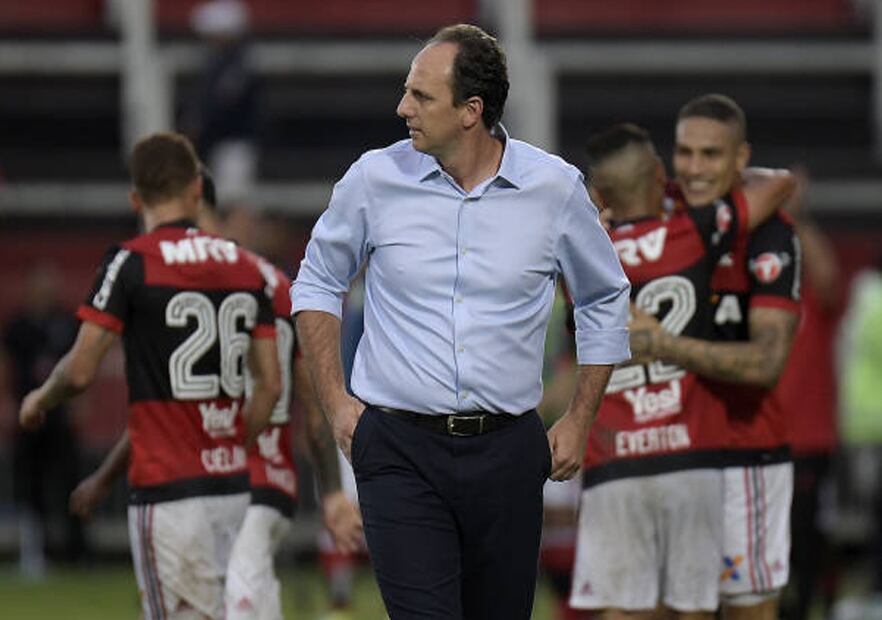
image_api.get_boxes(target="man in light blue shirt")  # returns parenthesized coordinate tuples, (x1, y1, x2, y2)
(292, 24, 629, 620)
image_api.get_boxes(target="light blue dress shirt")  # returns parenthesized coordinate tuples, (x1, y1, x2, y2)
(291, 128, 630, 415)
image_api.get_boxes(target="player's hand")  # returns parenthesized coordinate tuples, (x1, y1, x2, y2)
(628, 303, 662, 363)
(546, 411, 587, 481)
(331, 394, 366, 463)
(321, 490, 364, 554)
(19, 388, 47, 431)
(69, 472, 112, 519)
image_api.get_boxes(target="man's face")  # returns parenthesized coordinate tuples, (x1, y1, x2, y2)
(673, 117, 749, 206)
(396, 42, 464, 158)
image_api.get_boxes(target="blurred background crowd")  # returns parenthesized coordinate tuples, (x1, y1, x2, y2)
(0, 1, 881, 618)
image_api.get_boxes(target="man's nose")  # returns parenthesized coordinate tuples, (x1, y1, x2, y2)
(396, 94, 412, 119)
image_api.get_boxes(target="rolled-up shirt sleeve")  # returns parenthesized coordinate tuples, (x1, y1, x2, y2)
(291, 158, 370, 318)
(555, 177, 631, 365)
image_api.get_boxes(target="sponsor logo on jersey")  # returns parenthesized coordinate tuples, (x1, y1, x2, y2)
(614, 227, 667, 266)
(721, 555, 744, 582)
(235, 597, 254, 611)
(264, 464, 297, 495)
(93, 249, 131, 310)
(201, 445, 246, 473)
(199, 401, 239, 438)
(257, 426, 284, 465)
(615, 423, 691, 456)
(159, 236, 239, 265)
(749, 252, 791, 284)
(623, 379, 682, 423)
(717, 252, 734, 268)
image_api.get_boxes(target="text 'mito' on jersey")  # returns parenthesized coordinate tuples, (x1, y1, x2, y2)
(77, 220, 277, 505)
(243, 255, 300, 517)
(709, 190, 801, 464)
(583, 193, 748, 489)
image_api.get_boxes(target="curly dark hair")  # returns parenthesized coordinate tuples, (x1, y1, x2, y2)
(430, 24, 509, 129)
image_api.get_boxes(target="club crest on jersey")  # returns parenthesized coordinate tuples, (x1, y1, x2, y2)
(749, 252, 790, 284)
(614, 228, 667, 266)
(160, 236, 239, 265)
(711, 201, 733, 245)
(715, 201, 733, 233)
(199, 401, 239, 438)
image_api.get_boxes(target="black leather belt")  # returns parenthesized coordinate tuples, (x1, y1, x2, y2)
(375, 406, 525, 437)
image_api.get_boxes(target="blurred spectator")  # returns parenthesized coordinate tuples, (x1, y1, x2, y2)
(776, 170, 844, 619)
(839, 251, 882, 593)
(185, 0, 261, 207)
(3, 263, 85, 578)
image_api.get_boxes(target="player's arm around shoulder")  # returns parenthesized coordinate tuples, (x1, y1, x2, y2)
(19, 321, 118, 430)
(740, 167, 796, 230)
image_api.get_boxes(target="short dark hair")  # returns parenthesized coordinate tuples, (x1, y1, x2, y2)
(129, 132, 199, 206)
(585, 123, 658, 208)
(677, 93, 747, 141)
(430, 24, 509, 129)
(586, 123, 652, 168)
(200, 164, 217, 210)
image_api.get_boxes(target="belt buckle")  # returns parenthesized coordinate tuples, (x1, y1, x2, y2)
(447, 414, 484, 436)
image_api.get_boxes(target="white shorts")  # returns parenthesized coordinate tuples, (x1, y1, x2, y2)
(543, 475, 582, 510)
(720, 462, 792, 598)
(128, 493, 249, 620)
(339, 447, 358, 501)
(225, 505, 292, 620)
(570, 469, 723, 612)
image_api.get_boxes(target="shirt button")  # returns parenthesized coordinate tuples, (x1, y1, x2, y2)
(457, 345, 465, 353)
(461, 390, 470, 399)
(461, 248, 468, 256)
(455, 295, 463, 303)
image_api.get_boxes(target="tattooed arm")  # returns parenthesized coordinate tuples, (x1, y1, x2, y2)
(629, 305, 798, 388)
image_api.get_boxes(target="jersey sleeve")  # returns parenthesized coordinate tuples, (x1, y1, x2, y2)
(252, 262, 280, 340)
(688, 190, 748, 267)
(76, 245, 137, 333)
(746, 214, 801, 312)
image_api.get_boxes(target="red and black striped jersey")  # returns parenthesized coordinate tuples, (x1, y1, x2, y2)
(76, 220, 277, 504)
(242, 256, 300, 517)
(583, 196, 747, 487)
(710, 198, 801, 462)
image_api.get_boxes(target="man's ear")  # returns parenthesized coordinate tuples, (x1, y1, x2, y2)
(461, 95, 484, 130)
(129, 189, 143, 215)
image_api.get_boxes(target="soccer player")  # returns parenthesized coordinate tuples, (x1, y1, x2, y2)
(569, 123, 788, 619)
(20, 132, 282, 620)
(69, 166, 363, 620)
(629, 94, 800, 620)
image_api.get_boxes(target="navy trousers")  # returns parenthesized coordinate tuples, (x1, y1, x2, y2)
(351, 405, 551, 620)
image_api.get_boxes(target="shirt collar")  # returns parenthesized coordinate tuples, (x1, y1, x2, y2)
(417, 124, 522, 190)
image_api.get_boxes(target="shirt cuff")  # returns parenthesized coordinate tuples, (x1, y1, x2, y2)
(575, 327, 631, 365)
(289, 283, 344, 319)
(77, 305, 124, 334)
